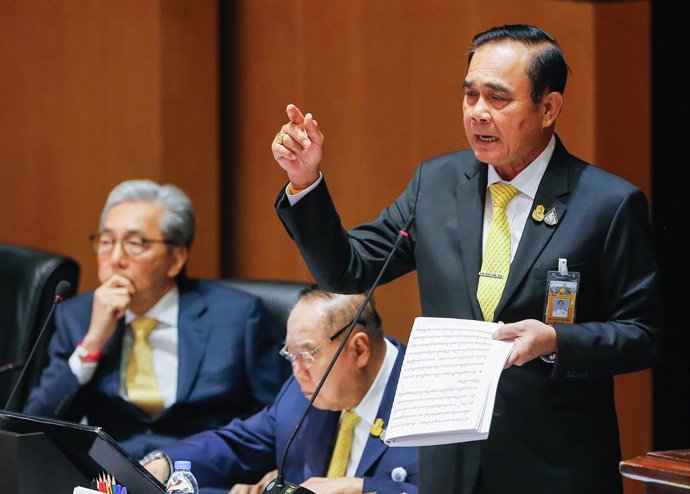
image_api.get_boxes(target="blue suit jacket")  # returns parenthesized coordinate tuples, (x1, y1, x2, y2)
(24, 279, 289, 459)
(164, 338, 418, 494)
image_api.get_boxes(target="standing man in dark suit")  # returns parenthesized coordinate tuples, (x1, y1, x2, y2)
(269, 24, 663, 494)
(143, 288, 418, 494)
(24, 179, 288, 458)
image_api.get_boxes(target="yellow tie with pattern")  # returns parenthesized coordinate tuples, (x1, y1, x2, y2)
(477, 184, 518, 322)
(326, 410, 361, 478)
(126, 317, 165, 416)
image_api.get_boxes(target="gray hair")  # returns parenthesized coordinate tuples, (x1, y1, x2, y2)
(100, 179, 195, 247)
(296, 286, 384, 339)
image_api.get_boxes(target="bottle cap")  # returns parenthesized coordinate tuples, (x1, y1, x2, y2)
(174, 460, 191, 470)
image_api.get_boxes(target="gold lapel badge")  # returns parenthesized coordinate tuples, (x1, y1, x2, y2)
(544, 207, 559, 226)
(532, 204, 545, 222)
(370, 418, 385, 437)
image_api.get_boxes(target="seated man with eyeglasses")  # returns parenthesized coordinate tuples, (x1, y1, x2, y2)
(24, 179, 289, 458)
(143, 287, 418, 494)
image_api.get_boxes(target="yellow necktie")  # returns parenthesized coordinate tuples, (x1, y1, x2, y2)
(477, 184, 518, 322)
(326, 410, 361, 478)
(126, 317, 164, 416)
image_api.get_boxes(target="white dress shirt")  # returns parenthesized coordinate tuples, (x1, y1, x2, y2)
(285, 172, 323, 206)
(482, 136, 555, 259)
(344, 338, 398, 477)
(485, 137, 557, 364)
(68, 286, 180, 408)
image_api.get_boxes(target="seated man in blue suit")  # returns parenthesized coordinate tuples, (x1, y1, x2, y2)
(143, 288, 418, 494)
(24, 179, 288, 458)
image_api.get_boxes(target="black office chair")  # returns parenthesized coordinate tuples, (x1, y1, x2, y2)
(217, 278, 311, 339)
(0, 243, 80, 411)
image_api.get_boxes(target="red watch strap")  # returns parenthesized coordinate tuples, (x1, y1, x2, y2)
(76, 343, 102, 361)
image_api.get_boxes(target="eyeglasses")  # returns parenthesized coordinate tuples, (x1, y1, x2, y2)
(90, 233, 175, 257)
(279, 319, 365, 366)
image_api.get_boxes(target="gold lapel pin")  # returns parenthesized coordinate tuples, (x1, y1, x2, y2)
(532, 204, 545, 222)
(370, 418, 384, 437)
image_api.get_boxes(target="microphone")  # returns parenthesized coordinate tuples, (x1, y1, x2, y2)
(0, 362, 24, 375)
(265, 215, 416, 494)
(4, 280, 73, 410)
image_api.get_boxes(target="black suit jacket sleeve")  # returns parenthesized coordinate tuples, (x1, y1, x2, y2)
(276, 176, 418, 294)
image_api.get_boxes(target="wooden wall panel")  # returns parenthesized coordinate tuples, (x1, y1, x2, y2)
(160, 0, 220, 275)
(230, 2, 650, 493)
(0, 0, 219, 291)
(0, 1, 653, 492)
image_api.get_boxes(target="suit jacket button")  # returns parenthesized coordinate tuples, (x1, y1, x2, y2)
(391, 466, 407, 482)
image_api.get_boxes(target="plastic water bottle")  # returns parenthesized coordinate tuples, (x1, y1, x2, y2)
(166, 460, 199, 494)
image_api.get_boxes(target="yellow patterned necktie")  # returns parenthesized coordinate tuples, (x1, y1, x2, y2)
(326, 410, 361, 478)
(477, 184, 518, 322)
(126, 317, 165, 416)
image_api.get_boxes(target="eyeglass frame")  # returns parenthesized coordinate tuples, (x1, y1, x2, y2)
(89, 232, 177, 257)
(279, 319, 366, 366)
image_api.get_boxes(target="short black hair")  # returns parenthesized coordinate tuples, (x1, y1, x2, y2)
(468, 24, 569, 103)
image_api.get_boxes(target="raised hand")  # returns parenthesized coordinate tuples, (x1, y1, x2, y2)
(80, 273, 136, 356)
(271, 104, 325, 189)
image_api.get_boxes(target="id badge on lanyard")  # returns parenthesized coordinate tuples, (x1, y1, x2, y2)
(544, 258, 579, 325)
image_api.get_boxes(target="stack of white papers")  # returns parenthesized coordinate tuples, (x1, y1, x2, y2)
(73, 487, 102, 494)
(384, 317, 514, 447)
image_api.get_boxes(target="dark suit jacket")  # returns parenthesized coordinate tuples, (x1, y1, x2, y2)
(164, 338, 418, 494)
(24, 279, 289, 459)
(275, 137, 663, 494)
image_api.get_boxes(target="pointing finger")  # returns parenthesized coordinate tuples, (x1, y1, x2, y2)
(286, 104, 305, 126)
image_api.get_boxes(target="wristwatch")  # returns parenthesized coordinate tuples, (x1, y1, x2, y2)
(140, 450, 173, 483)
(75, 343, 102, 361)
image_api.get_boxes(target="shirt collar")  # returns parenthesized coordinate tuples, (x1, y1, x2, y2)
(125, 285, 179, 327)
(487, 135, 555, 200)
(351, 338, 398, 426)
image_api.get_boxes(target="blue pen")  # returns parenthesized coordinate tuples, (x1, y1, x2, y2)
(115, 486, 121, 494)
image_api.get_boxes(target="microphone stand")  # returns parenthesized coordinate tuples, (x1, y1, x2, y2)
(265, 215, 415, 494)
(4, 281, 72, 410)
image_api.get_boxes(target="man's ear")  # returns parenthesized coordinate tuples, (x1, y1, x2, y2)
(167, 246, 189, 278)
(351, 332, 371, 368)
(541, 91, 563, 128)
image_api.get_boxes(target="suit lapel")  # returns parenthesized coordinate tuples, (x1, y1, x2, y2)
(175, 285, 212, 402)
(355, 340, 405, 477)
(299, 409, 339, 480)
(495, 142, 571, 318)
(455, 161, 488, 320)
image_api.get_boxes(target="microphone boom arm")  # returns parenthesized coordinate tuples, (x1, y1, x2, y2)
(3, 280, 72, 410)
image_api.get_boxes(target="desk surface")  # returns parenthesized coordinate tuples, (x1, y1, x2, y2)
(620, 450, 690, 491)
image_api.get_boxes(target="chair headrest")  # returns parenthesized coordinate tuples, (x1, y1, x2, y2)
(0, 243, 80, 411)
(217, 278, 310, 332)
